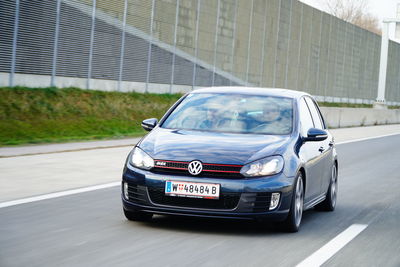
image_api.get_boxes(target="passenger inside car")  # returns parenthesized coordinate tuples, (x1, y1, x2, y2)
(249, 102, 292, 134)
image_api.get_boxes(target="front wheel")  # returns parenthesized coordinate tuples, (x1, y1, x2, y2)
(282, 173, 304, 232)
(124, 209, 153, 221)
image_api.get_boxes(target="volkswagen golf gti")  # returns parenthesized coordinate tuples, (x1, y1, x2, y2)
(121, 87, 338, 232)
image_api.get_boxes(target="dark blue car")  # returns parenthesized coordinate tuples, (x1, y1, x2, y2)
(122, 87, 338, 232)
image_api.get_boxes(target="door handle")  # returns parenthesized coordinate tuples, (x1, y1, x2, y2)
(319, 147, 325, 153)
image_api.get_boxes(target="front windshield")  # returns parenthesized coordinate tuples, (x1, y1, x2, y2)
(161, 93, 293, 135)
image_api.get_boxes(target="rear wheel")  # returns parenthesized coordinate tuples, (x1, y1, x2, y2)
(315, 163, 338, 211)
(123, 209, 153, 221)
(282, 173, 304, 232)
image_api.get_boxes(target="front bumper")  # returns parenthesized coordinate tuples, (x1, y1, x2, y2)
(122, 164, 295, 221)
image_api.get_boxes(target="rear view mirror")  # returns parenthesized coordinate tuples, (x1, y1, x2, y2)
(304, 128, 328, 142)
(141, 118, 158, 131)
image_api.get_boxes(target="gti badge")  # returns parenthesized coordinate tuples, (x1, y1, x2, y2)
(188, 160, 203, 175)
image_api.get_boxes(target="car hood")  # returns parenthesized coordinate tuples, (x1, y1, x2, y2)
(138, 128, 290, 165)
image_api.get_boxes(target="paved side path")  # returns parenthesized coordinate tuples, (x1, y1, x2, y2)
(330, 124, 400, 143)
(0, 124, 399, 202)
(0, 137, 142, 158)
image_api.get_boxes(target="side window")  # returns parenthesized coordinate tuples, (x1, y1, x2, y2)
(305, 97, 324, 129)
(312, 99, 326, 129)
(299, 98, 314, 136)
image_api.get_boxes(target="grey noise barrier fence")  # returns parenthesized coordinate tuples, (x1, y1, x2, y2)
(0, 0, 399, 105)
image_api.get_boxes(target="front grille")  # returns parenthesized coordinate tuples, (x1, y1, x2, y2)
(148, 187, 240, 210)
(253, 192, 272, 212)
(152, 168, 243, 178)
(153, 159, 244, 179)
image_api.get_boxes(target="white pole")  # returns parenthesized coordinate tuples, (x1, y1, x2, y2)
(374, 18, 400, 108)
(376, 22, 389, 104)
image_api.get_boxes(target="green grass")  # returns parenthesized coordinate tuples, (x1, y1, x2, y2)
(0, 87, 182, 146)
(317, 101, 373, 108)
(318, 101, 400, 109)
(1, 86, 398, 146)
(388, 105, 400, 109)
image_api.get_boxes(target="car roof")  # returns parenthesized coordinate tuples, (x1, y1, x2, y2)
(191, 86, 310, 99)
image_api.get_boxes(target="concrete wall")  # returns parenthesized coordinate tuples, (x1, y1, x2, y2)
(320, 107, 400, 128)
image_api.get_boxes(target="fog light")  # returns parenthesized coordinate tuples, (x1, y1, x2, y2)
(269, 193, 280, 210)
(123, 182, 129, 200)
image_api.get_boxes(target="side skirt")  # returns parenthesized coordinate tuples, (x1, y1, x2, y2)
(304, 194, 326, 210)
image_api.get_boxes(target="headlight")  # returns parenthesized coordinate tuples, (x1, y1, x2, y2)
(240, 155, 284, 177)
(130, 147, 154, 170)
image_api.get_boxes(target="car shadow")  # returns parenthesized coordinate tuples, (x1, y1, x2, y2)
(131, 209, 325, 236)
(141, 215, 280, 236)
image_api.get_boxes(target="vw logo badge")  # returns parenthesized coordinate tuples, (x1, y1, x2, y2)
(188, 160, 203, 175)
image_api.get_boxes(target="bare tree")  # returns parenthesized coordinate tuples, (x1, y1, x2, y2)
(353, 13, 381, 35)
(324, 0, 381, 35)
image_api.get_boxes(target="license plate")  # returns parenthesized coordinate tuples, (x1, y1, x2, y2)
(165, 181, 220, 199)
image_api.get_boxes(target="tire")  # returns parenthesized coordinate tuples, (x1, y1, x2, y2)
(315, 163, 338, 211)
(123, 208, 153, 221)
(282, 173, 304, 233)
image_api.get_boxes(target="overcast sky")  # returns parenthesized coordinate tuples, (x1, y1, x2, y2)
(300, 0, 400, 40)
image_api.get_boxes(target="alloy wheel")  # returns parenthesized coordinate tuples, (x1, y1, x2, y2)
(330, 165, 338, 208)
(294, 176, 304, 228)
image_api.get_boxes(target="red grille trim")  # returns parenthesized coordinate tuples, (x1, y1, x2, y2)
(154, 159, 243, 174)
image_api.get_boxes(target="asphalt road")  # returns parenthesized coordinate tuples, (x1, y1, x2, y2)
(1, 135, 400, 267)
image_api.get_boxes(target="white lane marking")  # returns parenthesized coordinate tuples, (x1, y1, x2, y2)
(336, 132, 400, 145)
(1, 132, 399, 208)
(296, 224, 368, 267)
(0, 182, 120, 209)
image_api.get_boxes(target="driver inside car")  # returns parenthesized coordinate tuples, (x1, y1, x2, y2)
(199, 106, 220, 130)
(251, 102, 291, 134)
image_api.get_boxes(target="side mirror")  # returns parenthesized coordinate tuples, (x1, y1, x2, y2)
(141, 118, 158, 131)
(304, 128, 328, 142)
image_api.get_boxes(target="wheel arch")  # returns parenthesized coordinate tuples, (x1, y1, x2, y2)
(298, 166, 306, 192)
